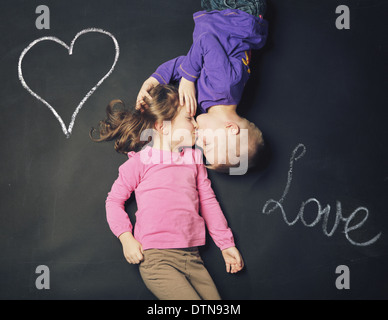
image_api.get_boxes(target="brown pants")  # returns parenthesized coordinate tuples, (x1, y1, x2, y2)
(139, 247, 221, 300)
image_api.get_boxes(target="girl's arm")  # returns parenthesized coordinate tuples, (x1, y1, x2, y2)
(106, 157, 144, 264)
(106, 157, 141, 239)
(196, 161, 244, 273)
(196, 159, 235, 250)
(119, 231, 144, 264)
(222, 246, 244, 273)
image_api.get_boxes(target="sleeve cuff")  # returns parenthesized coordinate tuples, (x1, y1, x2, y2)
(219, 242, 236, 251)
(178, 64, 200, 82)
(113, 227, 132, 239)
(151, 72, 168, 85)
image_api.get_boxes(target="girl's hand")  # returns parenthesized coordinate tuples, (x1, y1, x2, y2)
(178, 77, 197, 117)
(221, 247, 244, 273)
(136, 76, 159, 111)
(119, 232, 144, 264)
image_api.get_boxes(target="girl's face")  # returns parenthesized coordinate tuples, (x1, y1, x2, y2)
(170, 106, 198, 148)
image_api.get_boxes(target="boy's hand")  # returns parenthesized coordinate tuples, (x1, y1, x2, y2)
(119, 232, 144, 264)
(178, 77, 197, 117)
(221, 247, 244, 273)
(136, 76, 159, 111)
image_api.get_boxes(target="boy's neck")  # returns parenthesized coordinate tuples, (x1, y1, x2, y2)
(207, 104, 241, 121)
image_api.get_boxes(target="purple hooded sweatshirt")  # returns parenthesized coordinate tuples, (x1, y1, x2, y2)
(151, 9, 268, 113)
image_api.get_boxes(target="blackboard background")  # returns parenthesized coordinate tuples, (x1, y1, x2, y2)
(0, 0, 387, 300)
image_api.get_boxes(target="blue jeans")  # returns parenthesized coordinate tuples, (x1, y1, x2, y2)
(201, 0, 267, 17)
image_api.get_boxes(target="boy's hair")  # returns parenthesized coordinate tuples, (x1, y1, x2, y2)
(90, 84, 180, 154)
(246, 123, 265, 169)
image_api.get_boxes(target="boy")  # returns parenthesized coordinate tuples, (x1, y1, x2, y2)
(137, 0, 268, 174)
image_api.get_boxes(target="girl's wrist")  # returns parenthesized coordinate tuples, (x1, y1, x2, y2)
(118, 231, 134, 243)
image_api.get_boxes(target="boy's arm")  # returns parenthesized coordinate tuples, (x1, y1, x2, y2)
(154, 33, 218, 83)
(142, 55, 197, 116)
(178, 39, 204, 83)
(136, 56, 187, 111)
(151, 55, 186, 85)
(178, 32, 228, 83)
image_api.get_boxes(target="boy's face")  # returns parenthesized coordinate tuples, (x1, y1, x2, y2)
(195, 113, 232, 165)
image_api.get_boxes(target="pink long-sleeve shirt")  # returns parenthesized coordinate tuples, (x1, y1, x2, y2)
(105, 146, 235, 251)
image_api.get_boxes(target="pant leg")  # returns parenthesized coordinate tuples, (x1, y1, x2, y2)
(186, 249, 222, 300)
(139, 249, 201, 300)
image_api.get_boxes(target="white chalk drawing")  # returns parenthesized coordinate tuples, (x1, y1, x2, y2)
(18, 28, 120, 138)
(262, 144, 382, 247)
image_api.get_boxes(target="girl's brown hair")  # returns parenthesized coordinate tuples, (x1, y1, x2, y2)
(90, 84, 180, 153)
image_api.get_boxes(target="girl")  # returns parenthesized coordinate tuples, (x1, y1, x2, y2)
(91, 84, 244, 300)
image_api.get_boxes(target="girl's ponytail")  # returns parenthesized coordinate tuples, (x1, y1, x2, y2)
(90, 99, 155, 153)
(90, 84, 180, 154)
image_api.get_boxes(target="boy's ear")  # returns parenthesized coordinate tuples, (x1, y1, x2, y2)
(225, 122, 240, 135)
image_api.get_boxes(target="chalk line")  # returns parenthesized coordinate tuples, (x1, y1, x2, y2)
(17, 28, 120, 138)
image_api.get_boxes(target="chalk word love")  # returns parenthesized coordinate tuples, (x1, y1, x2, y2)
(18, 28, 120, 138)
(262, 144, 381, 246)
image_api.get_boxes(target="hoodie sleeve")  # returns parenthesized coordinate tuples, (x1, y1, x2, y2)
(178, 32, 238, 84)
(178, 33, 209, 82)
(105, 153, 141, 238)
(151, 33, 228, 84)
(151, 56, 185, 85)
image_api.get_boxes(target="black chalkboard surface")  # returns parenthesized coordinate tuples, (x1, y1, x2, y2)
(0, 0, 387, 300)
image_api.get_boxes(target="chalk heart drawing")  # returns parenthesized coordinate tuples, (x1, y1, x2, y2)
(18, 28, 120, 138)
